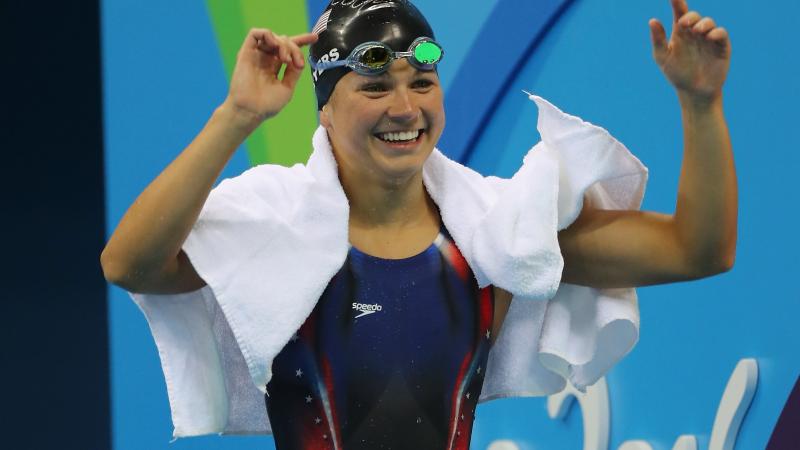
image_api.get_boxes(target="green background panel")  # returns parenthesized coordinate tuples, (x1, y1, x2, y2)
(207, 0, 318, 166)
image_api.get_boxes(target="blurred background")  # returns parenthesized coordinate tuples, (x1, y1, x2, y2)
(5, 0, 798, 448)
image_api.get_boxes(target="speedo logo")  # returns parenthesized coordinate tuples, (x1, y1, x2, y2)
(352, 302, 383, 319)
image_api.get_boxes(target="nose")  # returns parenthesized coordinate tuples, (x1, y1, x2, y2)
(386, 87, 419, 123)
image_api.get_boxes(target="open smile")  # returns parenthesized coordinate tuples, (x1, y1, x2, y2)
(373, 129, 426, 146)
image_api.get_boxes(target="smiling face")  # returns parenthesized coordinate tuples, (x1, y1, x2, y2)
(320, 58, 445, 188)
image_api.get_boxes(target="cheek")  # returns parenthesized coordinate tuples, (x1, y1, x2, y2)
(425, 99, 446, 130)
(342, 104, 382, 135)
(423, 90, 445, 117)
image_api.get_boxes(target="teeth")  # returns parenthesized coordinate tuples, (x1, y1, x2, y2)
(377, 130, 421, 142)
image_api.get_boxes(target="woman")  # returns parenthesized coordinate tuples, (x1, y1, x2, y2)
(101, 0, 735, 448)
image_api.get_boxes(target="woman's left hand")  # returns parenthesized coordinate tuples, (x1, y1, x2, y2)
(649, 0, 731, 102)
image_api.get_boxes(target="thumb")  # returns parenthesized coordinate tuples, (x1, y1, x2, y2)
(648, 18, 668, 64)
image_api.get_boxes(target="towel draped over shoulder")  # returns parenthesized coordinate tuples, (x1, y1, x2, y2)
(130, 95, 648, 439)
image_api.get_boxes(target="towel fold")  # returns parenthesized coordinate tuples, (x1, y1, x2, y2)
(130, 94, 648, 438)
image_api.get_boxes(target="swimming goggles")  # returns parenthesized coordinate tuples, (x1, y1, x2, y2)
(310, 37, 444, 75)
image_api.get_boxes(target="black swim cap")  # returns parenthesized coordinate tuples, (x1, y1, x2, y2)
(309, 0, 436, 110)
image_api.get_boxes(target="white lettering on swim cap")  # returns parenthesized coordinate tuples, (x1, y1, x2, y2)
(312, 48, 341, 82)
(330, 0, 400, 11)
(331, 0, 373, 8)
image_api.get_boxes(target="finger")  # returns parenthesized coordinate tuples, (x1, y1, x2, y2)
(251, 29, 278, 50)
(281, 62, 303, 91)
(291, 32, 320, 47)
(258, 33, 291, 63)
(692, 17, 717, 35)
(707, 26, 729, 43)
(275, 35, 295, 65)
(678, 11, 702, 29)
(707, 27, 731, 55)
(253, 30, 292, 65)
(285, 38, 306, 69)
(239, 29, 277, 69)
(241, 28, 270, 58)
(648, 18, 668, 63)
(251, 29, 281, 57)
(670, 0, 689, 23)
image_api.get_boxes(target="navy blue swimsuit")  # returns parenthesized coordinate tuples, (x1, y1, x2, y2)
(265, 227, 494, 450)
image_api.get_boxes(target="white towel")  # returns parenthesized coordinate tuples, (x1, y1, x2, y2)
(130, 95, 648, 438)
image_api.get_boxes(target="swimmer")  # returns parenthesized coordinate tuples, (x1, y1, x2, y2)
(102, 0, 735, 448)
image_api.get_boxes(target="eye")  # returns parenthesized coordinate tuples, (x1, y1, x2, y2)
(362, 83, 389, 93)
(411, 78, 435, 89)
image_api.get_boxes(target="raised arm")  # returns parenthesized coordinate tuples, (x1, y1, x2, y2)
(558, 0, 736, 288)
(101, 29, 317, 294)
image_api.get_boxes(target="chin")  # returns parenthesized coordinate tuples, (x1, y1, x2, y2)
(371, 142, 433, 176)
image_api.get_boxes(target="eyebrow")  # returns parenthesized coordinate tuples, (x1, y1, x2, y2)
(362, 69, 433, 81)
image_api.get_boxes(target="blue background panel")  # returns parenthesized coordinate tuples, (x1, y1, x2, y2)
(102, 1, 251, 448)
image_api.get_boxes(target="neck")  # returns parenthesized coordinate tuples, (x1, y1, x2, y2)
(339, 166, 436, 230)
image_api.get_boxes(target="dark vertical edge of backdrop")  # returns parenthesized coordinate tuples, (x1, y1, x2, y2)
(2, 0, 110, 448)
(767, 376, 800, 450)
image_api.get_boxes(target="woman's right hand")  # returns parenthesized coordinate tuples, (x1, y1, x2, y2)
(223, 29, 318, 127)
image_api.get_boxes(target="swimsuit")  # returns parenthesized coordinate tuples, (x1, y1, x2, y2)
(266, 227, 494, 449)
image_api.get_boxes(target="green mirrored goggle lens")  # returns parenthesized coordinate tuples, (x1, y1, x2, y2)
(413, 41, 442, 65)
